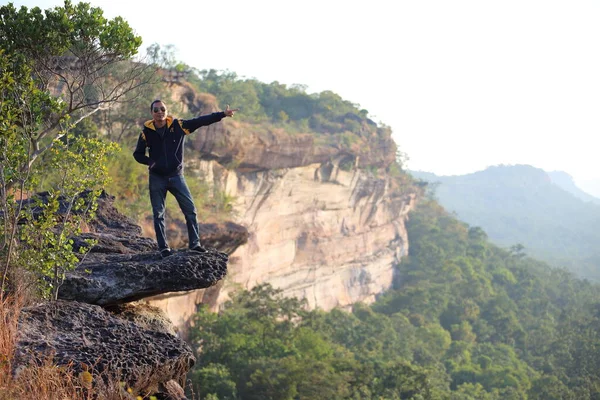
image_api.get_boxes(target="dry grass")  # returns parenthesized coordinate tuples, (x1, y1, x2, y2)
(0, 290, 87, 400)
(0, 291, 22, 398)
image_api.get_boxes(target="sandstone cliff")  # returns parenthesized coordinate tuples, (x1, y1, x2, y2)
(199, 159, 416, 311)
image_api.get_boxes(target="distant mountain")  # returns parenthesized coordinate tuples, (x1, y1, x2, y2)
(409, 165, 600, 280)
(547, 171, 600, 205)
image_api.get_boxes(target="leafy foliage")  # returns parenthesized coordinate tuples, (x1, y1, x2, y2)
(1, 126, 118, 299)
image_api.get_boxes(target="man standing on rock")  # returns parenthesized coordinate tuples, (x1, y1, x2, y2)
(133, 99, 238, 258)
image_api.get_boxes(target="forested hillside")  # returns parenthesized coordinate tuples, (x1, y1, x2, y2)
(410, 165, 600, 280)
(187, 199, 600, 399)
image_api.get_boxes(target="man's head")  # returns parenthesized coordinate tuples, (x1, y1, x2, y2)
(150, 99, 167, 126)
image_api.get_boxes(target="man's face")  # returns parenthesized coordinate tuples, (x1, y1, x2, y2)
(151, 101, 167, 124)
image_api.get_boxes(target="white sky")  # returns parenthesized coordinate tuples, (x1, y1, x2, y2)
(9, 0, 600, 194)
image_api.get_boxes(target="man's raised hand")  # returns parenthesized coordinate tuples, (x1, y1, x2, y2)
(224, 104, 239, 117)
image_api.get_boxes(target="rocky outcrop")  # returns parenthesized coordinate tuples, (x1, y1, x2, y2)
(14, 192, 246, 399)
(191, 119, 396, 172)
(59, 192, 239, 306)
(58, 250, 227, 305)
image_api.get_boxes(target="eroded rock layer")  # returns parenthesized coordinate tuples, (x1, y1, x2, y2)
(212, 161, 416, 310)
(14, 301, 194, 392)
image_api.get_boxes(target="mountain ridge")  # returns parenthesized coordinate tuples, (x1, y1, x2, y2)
(409, 164, 600, 280)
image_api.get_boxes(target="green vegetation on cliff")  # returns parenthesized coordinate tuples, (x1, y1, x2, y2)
(189, 69, 380, 133)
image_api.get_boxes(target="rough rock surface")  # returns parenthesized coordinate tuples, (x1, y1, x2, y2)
(19, 191, 156, 254)
(72, 191, 248, 255)
(58, 250, 228, 305)
(14, 301, 194, 394)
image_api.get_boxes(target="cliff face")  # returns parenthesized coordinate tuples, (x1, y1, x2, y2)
(200, 159, 416, 310)
(148, 85, 417, 324)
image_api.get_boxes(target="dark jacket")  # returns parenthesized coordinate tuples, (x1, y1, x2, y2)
(133, 112, 225, 177)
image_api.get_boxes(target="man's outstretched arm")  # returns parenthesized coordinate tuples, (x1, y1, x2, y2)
(181, 105, 239, 134)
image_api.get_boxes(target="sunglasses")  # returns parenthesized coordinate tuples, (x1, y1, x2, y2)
(153, 107, 166, 113)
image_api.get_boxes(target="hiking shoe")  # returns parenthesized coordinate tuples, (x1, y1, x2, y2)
(160, 248, 174, 258)
(190, 245, 208, 253)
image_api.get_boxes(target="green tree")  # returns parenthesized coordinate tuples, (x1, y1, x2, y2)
(449, 383, 494, 400)
(528, 376, 576, 400)
(0, 0, 150, 180)
(190, 363, 237, 400)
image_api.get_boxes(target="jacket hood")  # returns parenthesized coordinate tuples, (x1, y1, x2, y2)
(144, 116, 174, 131)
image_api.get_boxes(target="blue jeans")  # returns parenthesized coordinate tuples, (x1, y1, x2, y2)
(149, 174, 200, 250)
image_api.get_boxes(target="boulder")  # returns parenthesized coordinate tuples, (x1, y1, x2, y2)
(14, 300, 194, 396)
